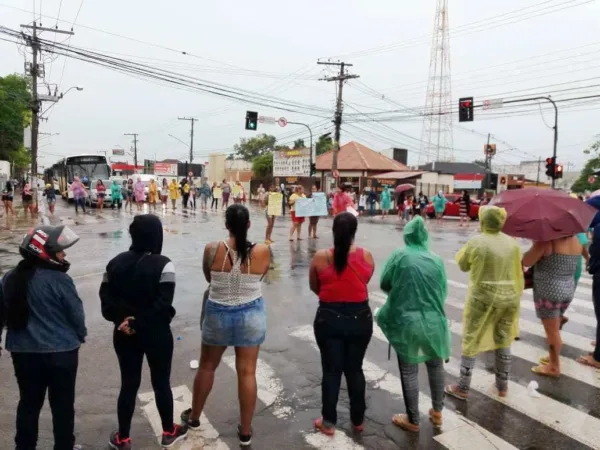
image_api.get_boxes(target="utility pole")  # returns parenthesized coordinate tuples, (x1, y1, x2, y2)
(20, 22, 73, 204)
(178, 117, 198, 163)
(536, 157, 541, 186)
(318, 61, 359, 178)
(124, 133, 139, 171)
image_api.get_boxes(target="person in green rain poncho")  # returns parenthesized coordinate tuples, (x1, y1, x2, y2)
(445, 206, 524, 401)
(380, 185, 391, 219)
(110, 179, 123, 210)
(432, 190, 447, 223)
(376, 216, 451, 432)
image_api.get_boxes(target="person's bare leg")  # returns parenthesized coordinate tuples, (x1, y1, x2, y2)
(190, 344, 227, 421)
(541, 317, 562, 375)
(297, 224, 303, 240)
(289, 223, 295, 241)
(235, 346, 260, 435)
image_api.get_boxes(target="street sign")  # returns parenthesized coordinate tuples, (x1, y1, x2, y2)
(484, 144, 497, 156)
(258, 116, 276, 124)
(277, 117, 288, 127)
(112, 149, 125, 156)
(188, 171, 193, 177)
(589, 176, 596, 184)
(333, 170, 340, 178)
(483, 98, 504, 110)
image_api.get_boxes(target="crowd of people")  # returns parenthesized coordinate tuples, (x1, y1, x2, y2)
(0, 187, 598, 449)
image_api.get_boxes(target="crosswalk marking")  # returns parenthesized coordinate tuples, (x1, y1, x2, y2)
(139, 385, 230, 449)
(447, 279, 597, 326)
(367, 294, 600, 449)
(446, 259, 595, 312)
(289, 325, 517, 450)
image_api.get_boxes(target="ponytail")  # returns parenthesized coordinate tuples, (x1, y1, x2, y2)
(225, 204, 250, 262)
(332, 212, 358, 274)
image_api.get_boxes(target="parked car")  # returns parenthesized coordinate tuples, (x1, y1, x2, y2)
(426, 193, 480, 220)
(86, 179, 113, 207)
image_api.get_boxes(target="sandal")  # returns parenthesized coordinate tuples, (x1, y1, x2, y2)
(444, 384, 468, 401)
(539, 355, 550, 365)
(576, 355, 600, 369)
(392, 414, 419, 432)
(531, 364, 560, 378)
(314, 418, 335, 436)
(351, 423, 364, 433)
(429, 409, 443, 427)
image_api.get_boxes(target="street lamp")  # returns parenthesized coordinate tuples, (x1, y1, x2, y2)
(59, 86, 84, 99)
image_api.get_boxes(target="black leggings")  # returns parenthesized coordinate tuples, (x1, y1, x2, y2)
(314, 302, 373, 426)
(211, 198, 218, 209)
(113, 325, 174, 438)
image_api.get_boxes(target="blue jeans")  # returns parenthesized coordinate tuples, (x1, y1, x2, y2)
(369, 203, 375, 216)
(202, 298, 266, 347)
(74, 197, 85, 212)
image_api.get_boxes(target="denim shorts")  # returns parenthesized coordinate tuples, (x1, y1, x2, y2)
(202, 298, 266, 347)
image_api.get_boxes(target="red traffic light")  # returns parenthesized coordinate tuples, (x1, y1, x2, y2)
(460, 100, 471, 107)
(546, 157, 553, 164)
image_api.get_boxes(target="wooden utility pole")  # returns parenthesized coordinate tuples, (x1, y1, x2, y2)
(318, 61, 359, 177)
(124, 133, 139, 171)
(178, 117, 198, 163)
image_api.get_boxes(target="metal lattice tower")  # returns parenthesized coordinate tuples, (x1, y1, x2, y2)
(419, 0, 454, 165)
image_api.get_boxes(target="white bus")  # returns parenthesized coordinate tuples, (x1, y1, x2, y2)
(46, 154, 111, 200)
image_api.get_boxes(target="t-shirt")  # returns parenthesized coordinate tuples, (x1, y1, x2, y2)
(289, 193, 305, 211)
(359, 195, 367, 208)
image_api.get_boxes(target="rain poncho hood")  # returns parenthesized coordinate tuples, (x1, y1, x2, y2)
(376, 217, 451, 364)
(456, 205, 524, 357)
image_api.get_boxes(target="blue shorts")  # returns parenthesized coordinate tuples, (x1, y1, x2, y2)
(202, 297, 266, 347)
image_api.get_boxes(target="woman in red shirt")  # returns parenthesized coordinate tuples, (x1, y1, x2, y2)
(332, 185, 354, 217)
(309, 212, 375, 436)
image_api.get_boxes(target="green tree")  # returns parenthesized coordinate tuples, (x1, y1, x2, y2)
(571, 139, 600, 192)
(252, 152, 273, 178)
(0, 74, 32, 171)
(293, 139, 305, 149)
(316, 134, 333, 156)
(234, 134, 277, 161)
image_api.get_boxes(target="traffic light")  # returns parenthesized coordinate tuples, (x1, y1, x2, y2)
(245, 111, 258, 130)
(458, 97, 474, 122)
(310, 163, 316, 176)
(545, 156, 556, 178)
(555, 164, 564, 179)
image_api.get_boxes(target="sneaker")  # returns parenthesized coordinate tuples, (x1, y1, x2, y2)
(161, 424, 188, 448)
(180, 408, 201, 431)
(237, 425, 252, 447)
(108, 431, 132, 450)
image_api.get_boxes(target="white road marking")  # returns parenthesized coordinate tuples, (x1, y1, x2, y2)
(446, 279, 596, 325)
(446, 259, 594, 306)
(138, 385, 230, 449)
(444, 360, 600, 450)
(370, 290, 594, 354)
(290, 326, 516, 450)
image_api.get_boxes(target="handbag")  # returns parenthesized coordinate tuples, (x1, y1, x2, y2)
(200, 243, 220, 330)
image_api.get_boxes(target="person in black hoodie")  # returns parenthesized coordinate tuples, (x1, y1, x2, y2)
(100, 215, 187, 449)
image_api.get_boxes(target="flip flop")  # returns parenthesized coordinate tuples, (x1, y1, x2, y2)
(539, 355, 550, 365)
(392, 414, 419, 432)
(531, 364, 560, 378)
(314, 418, 335, 436)
(576, 355, 600, 369)
(444, 384, 468, 401)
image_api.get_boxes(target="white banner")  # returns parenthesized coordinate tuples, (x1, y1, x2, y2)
(273, 148, 310, 177)
(154, 163, 177, 176)
(453, 179, 482, 189)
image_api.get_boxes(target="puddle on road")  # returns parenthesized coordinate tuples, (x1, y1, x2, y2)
(98, 230, 124, 239)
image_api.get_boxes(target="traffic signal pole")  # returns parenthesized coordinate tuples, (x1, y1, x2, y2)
(286, 121, 313, 177)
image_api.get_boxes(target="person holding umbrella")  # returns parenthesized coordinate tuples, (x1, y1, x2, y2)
(492, 188, 596, 377)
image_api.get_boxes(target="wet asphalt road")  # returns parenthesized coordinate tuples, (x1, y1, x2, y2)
(0, 200, 599, 450)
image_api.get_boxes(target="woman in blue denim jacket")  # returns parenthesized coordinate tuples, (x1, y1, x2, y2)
(0, 225, 86, 450)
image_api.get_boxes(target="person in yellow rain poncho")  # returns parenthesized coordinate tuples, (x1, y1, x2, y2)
(168, 179, 180, 210)
(376, 216, 450, 433)
(445, 206, 524, 401)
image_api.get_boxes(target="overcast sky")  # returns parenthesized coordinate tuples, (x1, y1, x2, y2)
(1, 0, 599, 170)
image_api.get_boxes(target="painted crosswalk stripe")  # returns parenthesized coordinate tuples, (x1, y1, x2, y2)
(365, 296, 600, 449)
(371, 290, 594, 355)
(444, 360, 600, 450)
(446, 259, 594, 308)
(447, 279, 597, 326)
(138, 385, 230, 449)
(223, 356, 365, 449)
(290, 326, 517, 450)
